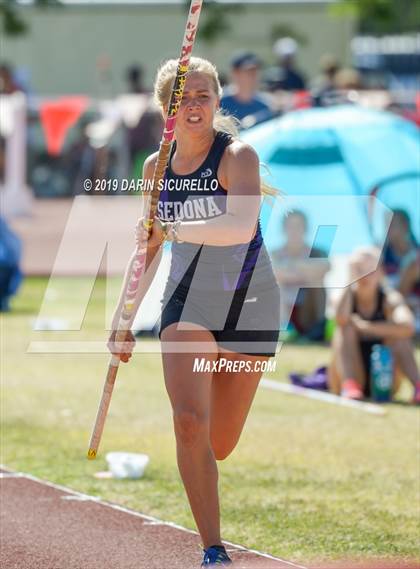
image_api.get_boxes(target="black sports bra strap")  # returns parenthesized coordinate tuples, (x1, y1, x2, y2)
(167, 131, 232, 177)
(210, 131, 233, 167)
(168, 132, 223, 166)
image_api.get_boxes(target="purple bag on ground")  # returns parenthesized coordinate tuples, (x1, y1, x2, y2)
(289, 366, 329, 391)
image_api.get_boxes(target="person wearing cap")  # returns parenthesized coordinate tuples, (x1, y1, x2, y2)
(264, 37, 306, 92)
(220, 51, 274, 128)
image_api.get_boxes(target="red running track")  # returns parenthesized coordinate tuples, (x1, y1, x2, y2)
(2, 468, 417, 569)
(0, 468, 305, 569)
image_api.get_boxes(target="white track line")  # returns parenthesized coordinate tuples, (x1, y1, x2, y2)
(261, 378, 386, 416)
(0, 464, 307, 569)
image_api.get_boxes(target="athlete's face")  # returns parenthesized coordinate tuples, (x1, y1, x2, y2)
(171, 72, 219, 137)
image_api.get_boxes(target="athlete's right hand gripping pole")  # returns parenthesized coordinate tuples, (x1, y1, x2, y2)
(87, 0, 204, 460)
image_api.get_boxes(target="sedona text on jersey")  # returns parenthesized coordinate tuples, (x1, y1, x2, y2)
(157, 196, 223, 220)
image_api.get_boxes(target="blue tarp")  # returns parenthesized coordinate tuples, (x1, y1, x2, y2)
(242, 105, 420, 253)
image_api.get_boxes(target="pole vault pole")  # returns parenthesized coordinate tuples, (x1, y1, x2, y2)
(87, 0, 204, 459)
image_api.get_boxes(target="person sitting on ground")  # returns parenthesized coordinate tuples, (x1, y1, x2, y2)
(382, 209, 419, 330)
(329, 247, 420, 404)
(272, 210, 330, 340)
(220, 51, 274, 129)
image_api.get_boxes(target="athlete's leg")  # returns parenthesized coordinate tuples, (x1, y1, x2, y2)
(210, 350, 268, 461)
(161, 322, 221, 549)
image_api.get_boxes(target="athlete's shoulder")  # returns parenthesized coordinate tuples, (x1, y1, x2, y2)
(218, 136, 260, 192)
(223, 137, 259, 168)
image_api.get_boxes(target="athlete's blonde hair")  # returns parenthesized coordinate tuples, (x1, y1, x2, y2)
(154, 57, 277, 197)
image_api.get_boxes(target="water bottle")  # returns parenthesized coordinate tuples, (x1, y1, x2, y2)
(370, 344, 393, 402)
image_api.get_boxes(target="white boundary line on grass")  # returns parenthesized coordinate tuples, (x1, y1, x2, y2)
(0, 465, 307, 569)
(261, 378, 386, 416)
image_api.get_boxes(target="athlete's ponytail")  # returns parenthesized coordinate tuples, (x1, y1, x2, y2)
(154, 57, 279, 199)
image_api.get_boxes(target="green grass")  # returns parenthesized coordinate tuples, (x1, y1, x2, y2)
(2, 277, 420, 565)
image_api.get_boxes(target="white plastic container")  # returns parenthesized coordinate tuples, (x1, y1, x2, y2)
(105, 452, 150, 479)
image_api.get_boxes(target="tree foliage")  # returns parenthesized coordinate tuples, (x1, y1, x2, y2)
(270, 23, 308, 47)
(2, 1, 243, 41)
(1, 0, 60, 36)
(183, 0, 243, 44)
(332, 0, 420, 34)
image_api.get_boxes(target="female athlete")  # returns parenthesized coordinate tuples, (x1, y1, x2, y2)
(109, 57, 280, 566)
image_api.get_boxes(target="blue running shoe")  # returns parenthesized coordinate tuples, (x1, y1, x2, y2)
(201, 545, 232, 566)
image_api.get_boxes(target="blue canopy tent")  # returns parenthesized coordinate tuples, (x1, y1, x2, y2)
(242, 105, 420, 255)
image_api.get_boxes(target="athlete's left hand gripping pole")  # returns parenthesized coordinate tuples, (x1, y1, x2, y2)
(87, 0, 204, 459)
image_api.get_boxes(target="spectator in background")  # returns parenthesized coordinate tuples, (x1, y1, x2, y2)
(0, 216, 23, 311)
(311, 54, 341, 107)
(272, 211, 330, 340)
(123, 64, 163, 177)
(126, 64, 148, 95)
(329, 247, 420, 403)
(382, 209, 420, 327)
(0, 62, 20, 95)
(264, 37, 306, 92)
(334, 68, 363, 91)
(221, 52, 274, 129)
(126, 107, 163, 177)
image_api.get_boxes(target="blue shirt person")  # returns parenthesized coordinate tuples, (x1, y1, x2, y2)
(263, 37, 306, 92)
(0, 216, 23, 311)
(221, 52, 274, 128)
